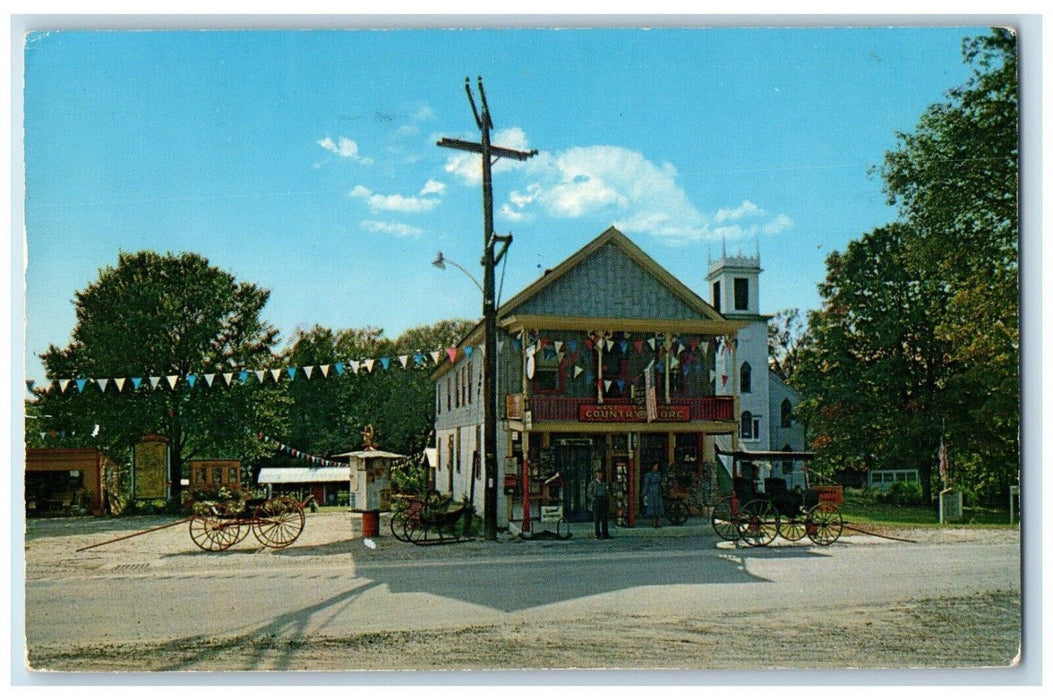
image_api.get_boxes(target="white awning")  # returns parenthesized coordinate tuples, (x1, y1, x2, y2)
(257, 467, 351, 484)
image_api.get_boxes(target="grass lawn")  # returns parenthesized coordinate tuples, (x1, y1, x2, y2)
(840, 499, 1016, 528)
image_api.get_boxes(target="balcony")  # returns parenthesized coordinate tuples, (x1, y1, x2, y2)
(527, 395, 735, 423)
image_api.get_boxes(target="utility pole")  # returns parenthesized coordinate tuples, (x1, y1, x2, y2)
(438, 77, 537, 540)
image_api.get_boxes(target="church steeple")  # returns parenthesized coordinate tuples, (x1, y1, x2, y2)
(705, 243, 762, 317)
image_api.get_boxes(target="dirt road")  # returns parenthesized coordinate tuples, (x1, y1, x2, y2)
(22, 513, 1021, 673)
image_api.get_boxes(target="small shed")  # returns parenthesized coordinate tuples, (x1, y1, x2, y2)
(257, 466, 352, 506)
(25, 448, 113, 516)
(334, 448, 406, 512)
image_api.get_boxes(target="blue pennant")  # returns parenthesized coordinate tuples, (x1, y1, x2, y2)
(132, 377, 143, 390)
(187, 374, 197, 388)
(76, 378, 88, 393)
(380, 357, 391, 370)
(464, 346, 474, 358)
(287, 367, 297, 380)
(414, 353, 424, 367)
(239, 370, 249, 383)
(335, 362, 345, 376)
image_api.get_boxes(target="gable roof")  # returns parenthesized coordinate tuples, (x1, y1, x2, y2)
(499, 226, 725, 323)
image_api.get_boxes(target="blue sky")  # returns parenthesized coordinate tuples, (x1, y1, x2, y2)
(22, 26, 988, 383)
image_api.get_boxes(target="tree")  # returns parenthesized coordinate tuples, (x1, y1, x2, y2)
(767, 308, 809, 383)
(800, 29, 1019, 504)
(33, 251, 284, 503)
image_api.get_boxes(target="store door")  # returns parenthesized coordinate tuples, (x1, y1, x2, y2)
(557, 442, 594, 521)
(640, 433, 669, 471)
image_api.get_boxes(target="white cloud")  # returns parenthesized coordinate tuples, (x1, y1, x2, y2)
(361, 220, 424, 238)
(317, 136, 374, 165)
(715, 201, 762, 223)
(762, 213, 794, 235)
(349, 185, 440, 213)
(419, 179, 446, 196)
(444, 127, 532, 184)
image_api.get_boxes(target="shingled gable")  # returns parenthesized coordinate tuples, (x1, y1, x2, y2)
(499, 226, 723, 322)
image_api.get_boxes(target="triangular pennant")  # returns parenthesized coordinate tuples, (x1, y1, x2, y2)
(605, 339, 614, 352)
(446, 348, 458, 364)
(413, 354, 424, 367)
(648, 338, 656, 350)
(431, 350, 442, 364)
(96, 378, 109, 392)
(398, 356, 409, 369)
(76, 378, 88, 393)
(204, 374, 215, 387)
(620, 340, 628, 354)
(554, 341, 564, 352)
(464, 346, 474, 358)
(615, 379, 625, 391)
(305, 366, 315, 379)
(379, 358, 390, 371)
(187, 374, 197, 388)
(604, 380, 613, 392)
(701, 342, 709, 354)
(130, 377, 141, 390)
(321, 364, 331, 377)
(150, 376, 162, 390)
(567, 340, 577, 353)
(634, 339, 645, 355)
(238, 371, 249, 384)
(709, 370, 716, 382)
(573, 365, 584, 378)
(254, 370, 266, 383)
(224, 372, 235, 386)
(335, 362, 345, 376)
(26, 380, 35, 393)
(59, 379, 71, 393)
(722, 375, 729, 387)
(690, 339, 700, 352)
(167, 375, 179, 389)
(271, 369, 283, 382)
(497, 341, 505, 354)
(350, 360, 360, 374)
(287, 367, 299, 380)
(115, 377, 127, 392)
(364, 359, 375, 373)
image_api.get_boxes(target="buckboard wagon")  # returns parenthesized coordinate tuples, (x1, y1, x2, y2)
(189, 495, 306, 551)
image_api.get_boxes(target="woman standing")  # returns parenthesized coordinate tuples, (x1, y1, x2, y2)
(642, 462, 664, 528)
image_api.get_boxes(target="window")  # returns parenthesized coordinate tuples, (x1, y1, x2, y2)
(781, 445, 794, 475)
(740, 411, 761, 440)
(467, 362, 473, 405)
(712, 281, 721, 311)
(455, 427, 462, 473)
(446, 377, 452, 412)
(781, 399, 793, 428)
(740, 362, 752, 393)
(596, 334, 629, 399)
(734, 278, 749, 311)
(533, 348, 563, 393)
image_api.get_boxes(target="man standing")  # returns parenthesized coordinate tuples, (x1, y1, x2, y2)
(588, 469, 611, 539)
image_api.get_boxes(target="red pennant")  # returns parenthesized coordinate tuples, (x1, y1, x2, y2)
(446, 347, 458, 363)
(584, 339, 594, 350)
(690, 339, 699, 352)
(634, 339, 645, 354)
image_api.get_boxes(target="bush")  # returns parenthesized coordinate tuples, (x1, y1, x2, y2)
(878, 481, 925, 507)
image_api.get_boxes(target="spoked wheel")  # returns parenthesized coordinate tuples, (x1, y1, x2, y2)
(710, 496, 739, 541)
(389, 510, 410, 542)
(806, 503, 843, 546)
(665, 499, 688, 525)
(737, 499, 779, 547)
(189, 503, 241, 551)
(404, 517, 433, 546)
(778, 514, 808, 542)
(251, 496, 305, 549)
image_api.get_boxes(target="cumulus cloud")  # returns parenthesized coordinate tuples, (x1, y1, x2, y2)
(419, 179, 446, 196)
(317, 136, 374, 165)
(715, 201, 762, 223)
(361, 220, 424, 238)
(349, 185, 440, 214)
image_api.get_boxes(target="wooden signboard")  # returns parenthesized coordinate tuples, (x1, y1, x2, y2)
(133, 438, 168, 500)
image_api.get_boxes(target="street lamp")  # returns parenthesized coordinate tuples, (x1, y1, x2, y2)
(432, 251, 483, 293)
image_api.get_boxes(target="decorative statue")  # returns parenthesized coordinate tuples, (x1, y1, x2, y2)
(361, 424, 378, 450)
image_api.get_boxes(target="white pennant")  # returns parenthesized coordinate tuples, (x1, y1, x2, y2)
(320, 364, 331, 377)
(350, 360, 361, 374)
(554, 341, 564, 352)
(167, 375, 179, 389)
(253, 370, 265, 383)
(203, 374, 215, 387)
(364, 359, 375, 373)
(150, 376, 162, 390)
(497, 341, 505, 353)
(701, 342, 709, 354)
(115, 378, 126, 392)
(96, 378, 109, 392)
(399, 355, 409, 368)
(270, 369, 282, 382)
(59, 379, 70, 393)
(604, 380, 613, 392)
(304, 366, 315, 379)
(648, 338, 656, 350)
(430, 351, 441, 365)
(573, 366, 584, 378)
(223, 372, 234, 386)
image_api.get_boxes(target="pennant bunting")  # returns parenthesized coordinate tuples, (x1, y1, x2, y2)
(225, 373, 236, 386)
(254, 370, 265, 383)
(335, 362, 345, 376)
(464, 346, 474, 358)
(26, 380, 35, 392)
(398, 356, 409, 369)
(431, 350, 442, 364)
(187, 374, 197, 389)
(271, 369, 283, 382)
(96, 378, 109, 392)
(364, 359, 375, 373)
(350, 360, 360, 374)
(76, 378, 88, 393)
(59, 379, 71, 393)
(379, 358, 390, 371)
(446, 348, 458, 364)
(238, 371, 248, 384)
(204, 374, 215, 387)
(167, 375, 180, 389)
(305, 366, 315, 379)
(573, 366, 584, 378)
(115, 378, 127, 392)
(321, 364, 331, 377)
(130, 378, 142, 391)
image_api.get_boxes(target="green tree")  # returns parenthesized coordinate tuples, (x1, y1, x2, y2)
(800, 29, 1018, 504)
(32, 251, 285, 503)
(766, 308, 809, 383)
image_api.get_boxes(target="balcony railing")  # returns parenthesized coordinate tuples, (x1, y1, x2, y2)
(527, 395, 735, 423)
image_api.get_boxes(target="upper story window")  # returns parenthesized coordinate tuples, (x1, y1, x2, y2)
(597, 334, 629, 399)
(740, 361, 752, 393)
(781, 398, 793, 428)
(532, 346, 564, 393)
(740, 411, 761, 440)
(712, 281, 722, 311)
(734, 278, 749, 311)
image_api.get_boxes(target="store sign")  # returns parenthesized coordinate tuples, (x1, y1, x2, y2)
(578, 403, 691, 423)
(507, 393, 525, 420)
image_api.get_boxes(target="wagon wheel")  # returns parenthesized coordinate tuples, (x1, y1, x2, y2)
(665, 499, 688, 526)
(389, 510, 411, 542)
(555, 517, 570, 539)
(710, 496, 740, 541)
(189, 503, 241, 551)
(778, 514, 808, 542)
(251, 496, 306, 549)
(404, 515, 433, 546)
(806, 503, 843, 546)
(737, 499, 779, 547)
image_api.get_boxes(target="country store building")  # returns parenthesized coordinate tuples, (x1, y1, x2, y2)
(432, 227, 805, 532)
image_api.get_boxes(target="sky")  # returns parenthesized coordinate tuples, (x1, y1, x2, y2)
(20, 25, 991, 385)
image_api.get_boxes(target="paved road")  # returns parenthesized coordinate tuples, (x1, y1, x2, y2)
(24, 515, 1020, 652)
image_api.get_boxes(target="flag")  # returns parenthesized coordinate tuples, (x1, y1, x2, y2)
(938, 439, 948, 486)
(644, 367, 657, 423)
